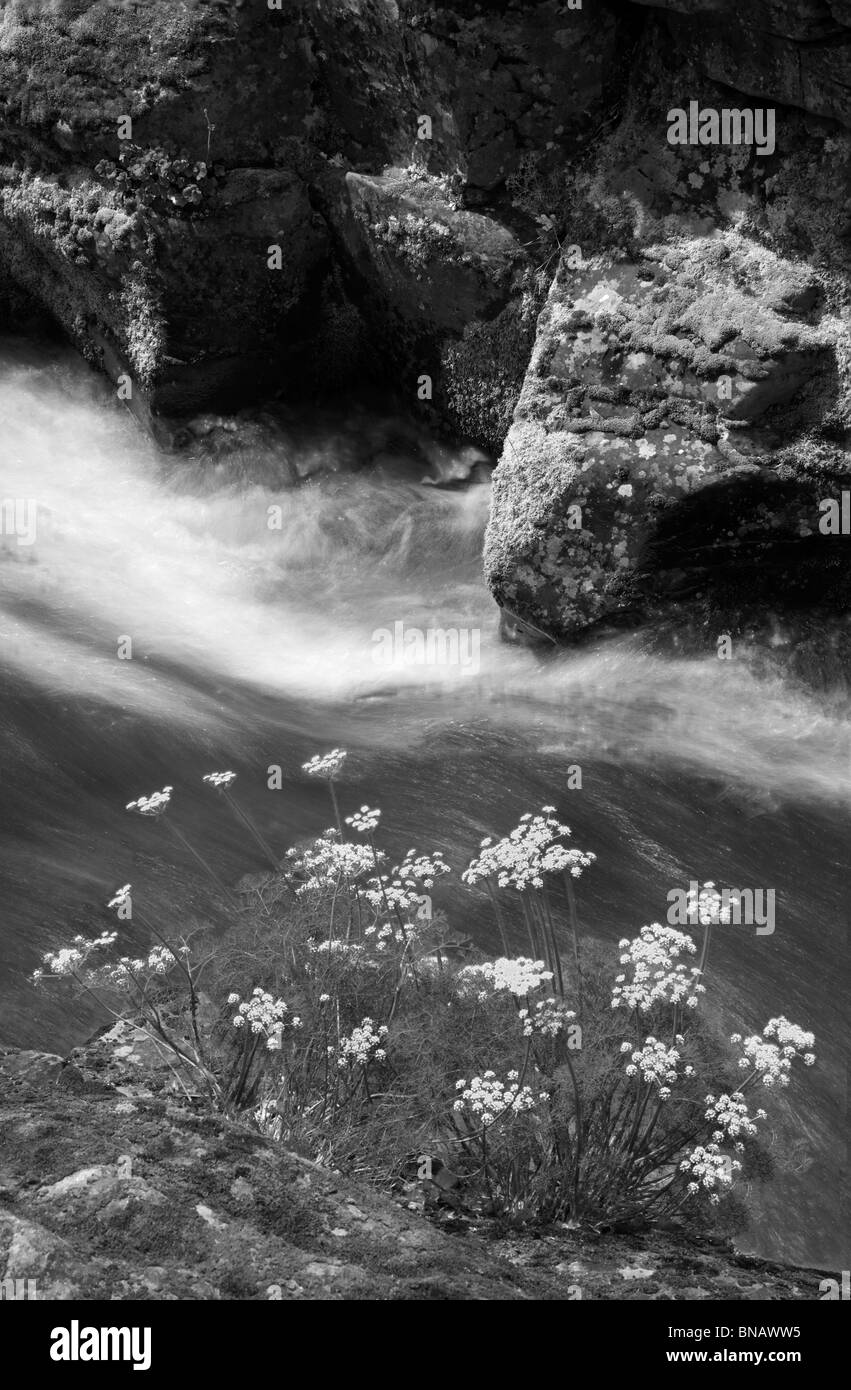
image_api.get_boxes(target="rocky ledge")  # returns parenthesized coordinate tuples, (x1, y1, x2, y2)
(0, 1034, 836, 1301)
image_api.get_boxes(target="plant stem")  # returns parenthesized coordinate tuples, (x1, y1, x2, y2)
(562, 872, 584, 1021)
(222, 789, 279, 870)
(328, 781, 343, 836)
(485, 881, 510, 955)
(164, 820, 237, 908)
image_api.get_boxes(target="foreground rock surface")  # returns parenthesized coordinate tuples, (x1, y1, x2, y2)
(0, 1037, 835, 1301)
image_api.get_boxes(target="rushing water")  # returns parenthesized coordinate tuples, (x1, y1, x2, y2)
(0, 336, 848, 1268)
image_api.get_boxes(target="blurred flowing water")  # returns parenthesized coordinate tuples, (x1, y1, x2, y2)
(0, 337, 847, 1268)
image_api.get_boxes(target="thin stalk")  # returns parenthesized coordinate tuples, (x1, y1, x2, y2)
(520, 895, 543, 964)
(697, 921, 711, 978)
(562, 1047, 584, 1219)
(134, 909, 204, 1059)
(164, 820, 237, 908)
(562, 872, 584, 1022)
(485, 880, 511, 955)
(538, 888, 565, 998)
(328, 781, 343, 836)
(327, 870, 343, 946)
(222, 788, 279, 870)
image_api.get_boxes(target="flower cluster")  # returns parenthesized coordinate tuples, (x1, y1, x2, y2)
(491, 956, 553, 996)
(345, 805, 381, 834)
(126, 786, 173, 816)
(394, 849, 451, 889)
(455, 957, 553, 1001)
(623, 1037, 682, 1097)
(108, 884, 132, 911)
(679, 1142, 740, 1202)
(731, 1017, 816, 1087)
(287, 832, 381, 893)
(203, 771, 237, 789)
(684, 880, 739, 925)
(364, 849, 450, 915)
(32, 931, 117, 982)
(517, 998, 576, 1038)
(230, 988, 301, 1048)
(302, 749, 347, 781)
(363, 922, 407, 951)
(705, 1092, 765, 1144)
(611, 923, 706, 1012)
(453, 1071, 544, 1126)
(307, 939, 367, 960)
(764, 1017, 816, 1058)
(363, 877, 420, 915)
(453, 963, 495, 1002)
(336, 1018, 387, 1069)
(463, 808, 595, 892)
(87, 943, 188, 991)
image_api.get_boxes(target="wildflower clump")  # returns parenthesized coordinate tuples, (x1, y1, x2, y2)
(33, 751, 817, 1237)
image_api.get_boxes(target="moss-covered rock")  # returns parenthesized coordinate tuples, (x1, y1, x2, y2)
(485, 39, 851, 639)
(318, 164, 542, 448)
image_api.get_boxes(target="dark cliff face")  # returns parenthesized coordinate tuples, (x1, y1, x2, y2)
(0, 0, 849, 636)
(0, 0, 623, 430)
(629, 0, 851, 125)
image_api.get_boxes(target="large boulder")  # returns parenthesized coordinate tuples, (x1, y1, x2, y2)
(319, 165, 540, 449)
(485, 48, 851, 639)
